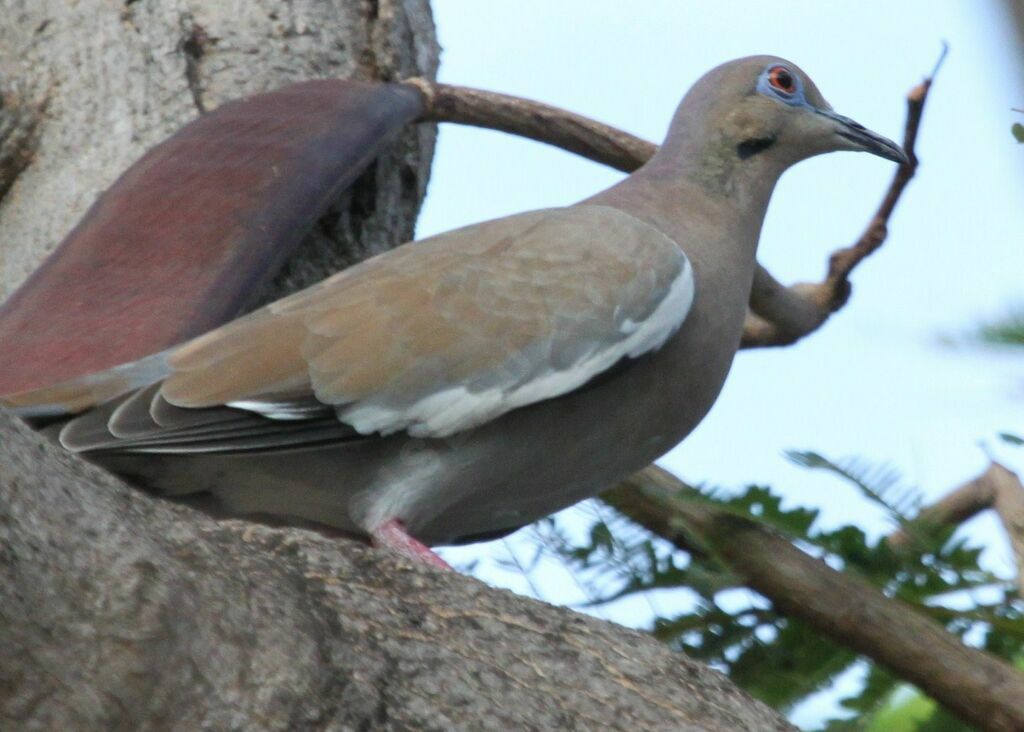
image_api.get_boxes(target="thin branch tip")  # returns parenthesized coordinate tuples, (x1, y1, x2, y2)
(908, 43, 949, 103)
(990, 460, 1021, 479)
(931, 41, 950, 80)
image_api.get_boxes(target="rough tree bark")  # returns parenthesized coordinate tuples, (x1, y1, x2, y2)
(0, 411, 791, 731)
(0, 2, 793, 729)
(0, 0, 438, 303)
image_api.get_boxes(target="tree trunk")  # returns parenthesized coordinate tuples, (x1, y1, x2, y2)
(0, 2, 793, 729)
(0, 0, 438, 303)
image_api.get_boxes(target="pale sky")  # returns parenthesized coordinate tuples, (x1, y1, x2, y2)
(419, 2, 1024, 726)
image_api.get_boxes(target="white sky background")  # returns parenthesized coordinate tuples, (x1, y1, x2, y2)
(419, 2, 1023, 726)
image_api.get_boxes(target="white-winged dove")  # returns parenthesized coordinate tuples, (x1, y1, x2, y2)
(1, 56, 905, 564)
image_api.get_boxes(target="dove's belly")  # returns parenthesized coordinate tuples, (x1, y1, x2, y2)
(411, 281, 745, 544)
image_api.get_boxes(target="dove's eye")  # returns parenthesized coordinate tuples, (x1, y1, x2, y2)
(767, 66, 796, 95)
(757, 64, 805, 107)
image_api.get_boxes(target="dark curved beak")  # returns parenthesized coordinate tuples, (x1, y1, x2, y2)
(817, 109, 909, 164)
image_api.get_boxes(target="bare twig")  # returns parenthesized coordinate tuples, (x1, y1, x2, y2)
(991, 464, 1024, 593)
(816, 80, 932, 301)
(885, 462, 1024, 593)
(603, 463, 1024, 732)
(404, 58, 938, 349)
(405, 78, 656, 175)
(888, 463, 1000, 546)
(741, 50, 944, 346)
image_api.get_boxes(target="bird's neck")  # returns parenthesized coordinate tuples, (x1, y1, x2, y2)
(583, 137, 785, 349)
(643, 130, 786, 216)
(585, 141, 783, 268)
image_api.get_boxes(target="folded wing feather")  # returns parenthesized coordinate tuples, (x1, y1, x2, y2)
(2, 205, 694, 449)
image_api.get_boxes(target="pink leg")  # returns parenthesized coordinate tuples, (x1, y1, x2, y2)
(371, 519, 452, 570)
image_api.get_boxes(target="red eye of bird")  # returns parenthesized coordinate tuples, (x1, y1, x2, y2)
(767, 66, 796, 94)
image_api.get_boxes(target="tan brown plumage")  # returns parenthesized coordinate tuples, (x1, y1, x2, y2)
(0, 56, 905, 547)
(160, 206, 687, 438)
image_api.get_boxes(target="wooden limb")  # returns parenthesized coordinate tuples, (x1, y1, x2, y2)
(603, 464, 1024, 732)
(405, 78, 656, 175)
(991, 464, 1024, 594)
(888, 463, 1004, 546)
(744, 267, 830, 343)
(601, 470, 708, 559)
(886, 462, 1024, 593)
(404, 55, 940, 349)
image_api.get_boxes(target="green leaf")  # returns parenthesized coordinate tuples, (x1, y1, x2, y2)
(1013, 122, 1024, 143)
(847, 665, 900, 717)
(1000, 432, 1024, 446)
(729, 620, 857, 711)
(786, 451, 929, 543)
(977, 308, 1024, 346)
(666, 482, 820, 539)
(863, 685, 972, 732)
(536, 450, 1022, 724)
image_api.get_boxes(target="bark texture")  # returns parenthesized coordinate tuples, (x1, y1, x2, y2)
(0, 411, 792, 731)
(0, 0, 438, 303)
(0, 2, 792, 730)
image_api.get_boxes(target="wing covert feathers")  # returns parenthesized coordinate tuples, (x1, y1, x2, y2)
(6, 204, 694, 449)
(159, 205, 694, 438)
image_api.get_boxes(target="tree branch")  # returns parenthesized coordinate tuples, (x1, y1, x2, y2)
(991, 464, 1024, 594)
(602, 464, 1024, 732)
(406, 78, 657, 173)
(882, 461, 1024, 593)
(404, 62, 937, 348)
(741, 67, 939, 346)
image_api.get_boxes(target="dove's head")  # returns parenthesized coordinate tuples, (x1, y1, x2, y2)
(659, 55, 906, 190)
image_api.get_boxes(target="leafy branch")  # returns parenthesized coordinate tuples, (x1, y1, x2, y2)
(534, 456, 1024, 730)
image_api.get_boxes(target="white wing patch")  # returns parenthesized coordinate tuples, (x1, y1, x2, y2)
(339, 257, 695, 438)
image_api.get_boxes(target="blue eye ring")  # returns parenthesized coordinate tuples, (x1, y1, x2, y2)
(757, 64, 805, 106)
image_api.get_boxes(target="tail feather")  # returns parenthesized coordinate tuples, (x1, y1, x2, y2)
(58, 393, 136, 451)
(108, 383, 164, 438)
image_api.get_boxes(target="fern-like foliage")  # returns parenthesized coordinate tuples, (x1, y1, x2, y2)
(535, 449, 1024, 729)
(977, 308, 1024, 347)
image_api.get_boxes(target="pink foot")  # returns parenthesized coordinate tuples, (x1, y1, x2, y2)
(371, 519, 452, 570)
